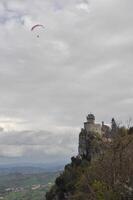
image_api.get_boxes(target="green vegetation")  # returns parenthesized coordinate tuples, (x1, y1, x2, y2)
(46, 126, 133, 200)
(0, 172, 59, 200)
(4, 189, 46, 200)
(0, 172, 58, 188)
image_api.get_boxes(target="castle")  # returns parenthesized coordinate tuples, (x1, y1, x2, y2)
(78, 114, 117, 161)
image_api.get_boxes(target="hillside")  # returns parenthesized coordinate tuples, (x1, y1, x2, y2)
(46, 126, 133, 200)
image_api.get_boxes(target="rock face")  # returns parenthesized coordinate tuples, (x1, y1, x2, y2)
(78, 114, 117, 160)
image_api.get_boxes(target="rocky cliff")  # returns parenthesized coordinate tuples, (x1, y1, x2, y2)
(46, 115, 133, 200)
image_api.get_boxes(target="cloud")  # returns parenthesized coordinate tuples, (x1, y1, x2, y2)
(0, 129, 78, 164)
(76, 0, 90, 12)
(0, 145, 24, 157)
(0, 0, 132, 164)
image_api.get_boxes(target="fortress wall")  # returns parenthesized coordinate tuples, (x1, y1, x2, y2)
(79, 133, 86, 155)
(94, 124, 102, 135)
(84, 122, 101, 134)
(78, 114, 114, 160)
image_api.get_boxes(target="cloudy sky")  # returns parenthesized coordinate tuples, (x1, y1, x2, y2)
(0, 0, 133, 165)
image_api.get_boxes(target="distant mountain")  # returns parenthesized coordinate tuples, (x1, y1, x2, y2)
(0, 164, 64, 175)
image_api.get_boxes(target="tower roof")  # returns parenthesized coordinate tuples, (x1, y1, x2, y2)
(87, 113, 95, 121)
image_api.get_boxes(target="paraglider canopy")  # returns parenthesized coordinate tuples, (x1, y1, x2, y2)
(31, 24, 45, 38)
(31, 24, 44, 31)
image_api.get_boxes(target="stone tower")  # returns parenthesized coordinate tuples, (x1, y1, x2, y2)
(86, 113, 95, 124)
(78, 114, 113, 161)
(78, 114, 102, 161)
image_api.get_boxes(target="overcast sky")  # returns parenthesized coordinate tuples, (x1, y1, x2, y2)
(0, 0, 133, 165)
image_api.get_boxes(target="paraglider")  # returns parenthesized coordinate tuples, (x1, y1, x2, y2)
(31, 24, 44, 31)
(31, 24, 45, 38)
